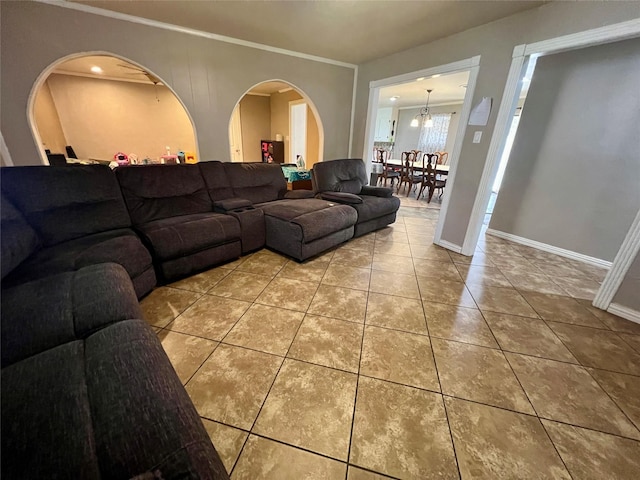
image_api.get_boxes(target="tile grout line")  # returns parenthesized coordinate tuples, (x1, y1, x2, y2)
(538, 420, 577, 480)
(223, 255, 291, 476)
(343, 237, 373, 480)
(146, 218, 639, 477)
(230, 253, 329, 476)
(415, 247, 463, 480)
(475, 277, 639, 460)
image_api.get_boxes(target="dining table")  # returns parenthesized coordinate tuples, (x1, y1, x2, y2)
(384, 158, 450, 175)
(373, 158, 449, 201)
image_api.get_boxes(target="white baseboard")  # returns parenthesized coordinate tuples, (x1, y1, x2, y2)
(486, 229, 612, 268)
(607, 303, 640, 325)
(436, 239, 462, 254)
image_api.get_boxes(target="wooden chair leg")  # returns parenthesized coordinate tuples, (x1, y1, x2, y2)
(427, 185, 435, 203)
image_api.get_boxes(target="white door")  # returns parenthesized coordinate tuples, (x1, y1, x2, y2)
(290, 101, 307, 164)
(229, 104, 243, 162)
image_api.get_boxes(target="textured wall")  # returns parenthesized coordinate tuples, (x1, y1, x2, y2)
(1, 1, 354, 165)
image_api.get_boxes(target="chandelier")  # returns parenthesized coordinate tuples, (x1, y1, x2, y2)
(410, 89, 434, 128)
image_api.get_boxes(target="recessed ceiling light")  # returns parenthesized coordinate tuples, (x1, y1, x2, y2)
(91, 66, 103, 74)
(460, 84, 468, 88)
(432, 74, 441, 78)
(390, 96, 399, 101)
(416, 77, 425, 82)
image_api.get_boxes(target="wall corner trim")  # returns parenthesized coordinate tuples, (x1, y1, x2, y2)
(485, 228, 613, 268)
(435, 239, 462, 254)
(461, 53, 525, 255)
(348, 66, 359, 158)
(33, 0, 357, 69)
(0, 130, 14, 166)
(607, 303, 640, 325)
(593, 208, 640, 309)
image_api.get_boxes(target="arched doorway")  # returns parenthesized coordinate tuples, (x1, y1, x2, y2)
(229, 80, 324, 170)
(29, 53, 198, 166)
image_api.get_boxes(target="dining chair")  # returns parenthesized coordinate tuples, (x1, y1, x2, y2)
(46, 153, 68, 167)
(397, 151, 422, 196)
(417, 153, 446, 202)
(376, 148, 400, 187)
(436, 151, 449, 165)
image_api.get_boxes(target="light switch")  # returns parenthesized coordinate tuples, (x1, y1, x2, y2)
(473, 131, 482, 143)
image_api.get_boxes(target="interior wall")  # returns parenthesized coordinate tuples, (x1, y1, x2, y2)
(351, 1, 640, 249)
(239, 94, 271, 162)
(0, 1, 355, 166)
(33, 80, 67, 154)
(613, 249, 640, 312)
(490, 37, 640, 262)
(394, 103, 462, 159)
(44, 73, 196, 161)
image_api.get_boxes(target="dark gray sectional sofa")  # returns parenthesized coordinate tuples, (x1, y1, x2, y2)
(1, 158, 399, 479)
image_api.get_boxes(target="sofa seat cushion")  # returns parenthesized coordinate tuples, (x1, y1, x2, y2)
(258, 199, 357, 243)
(1, 319, 230, 479)
(352, 195, 401, 223)
(136, 213, 241, 260)
(1, 263, 142, 368)
(3, 229, 152, 287)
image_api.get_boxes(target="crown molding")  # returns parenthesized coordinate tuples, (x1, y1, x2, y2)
(34, 0, 357, 69)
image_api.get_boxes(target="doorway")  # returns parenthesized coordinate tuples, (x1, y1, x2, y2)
(229, 104, 244, 162)
(363, 56, 481, 250)
(289, 101, 307, 164)
(464, 22, 640, 313)
(29, 53, 197, 166)
(229, 80, 323, 168)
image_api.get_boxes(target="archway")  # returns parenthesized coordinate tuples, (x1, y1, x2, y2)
(29, 52, 198, 166)
(228, 80, 324, 170)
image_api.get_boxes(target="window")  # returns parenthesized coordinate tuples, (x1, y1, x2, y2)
(417, 113, 451, 153)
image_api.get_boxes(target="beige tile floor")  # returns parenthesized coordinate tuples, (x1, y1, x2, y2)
(142, 197, 640, 479)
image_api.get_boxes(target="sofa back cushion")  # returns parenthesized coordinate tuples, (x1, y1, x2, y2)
(223, 162, 287, 204)
(312, 158, 368, 194)
(1, 194, 40, 279)
(116, 164, 212, 225)
(198, 161, 234, 201)
(1, 165, 131, 247)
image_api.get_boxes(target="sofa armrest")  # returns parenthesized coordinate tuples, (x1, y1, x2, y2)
(213, 198, 253, 213)
(360, 186, 393, 198)
(284, 190, 315, 199)
(318, 191, 363, 204)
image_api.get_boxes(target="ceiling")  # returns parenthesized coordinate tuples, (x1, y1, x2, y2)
(70, 1, 545, 64)
(53, 55, 162, 84)
(378, 71, 471, 108)
(248, 81, 296, 95)
(52, 58, 305, 97)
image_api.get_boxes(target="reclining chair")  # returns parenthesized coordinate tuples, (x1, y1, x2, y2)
(312, 158, 401, 237)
